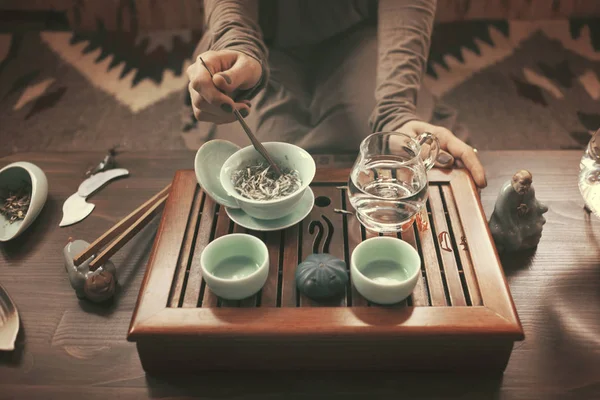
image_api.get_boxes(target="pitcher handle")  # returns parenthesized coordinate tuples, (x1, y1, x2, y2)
(417, 132, 440, 171)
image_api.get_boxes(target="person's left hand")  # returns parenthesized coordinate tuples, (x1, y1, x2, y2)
(398, 120, 487, 188)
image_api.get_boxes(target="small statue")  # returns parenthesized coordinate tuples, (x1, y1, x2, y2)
(488, 170, 548, 253)
(63, 238, 117, 303)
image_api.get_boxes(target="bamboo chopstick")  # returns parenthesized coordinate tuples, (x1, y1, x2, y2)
(88, 194, 168, 271)
(73, 184, 171, 267)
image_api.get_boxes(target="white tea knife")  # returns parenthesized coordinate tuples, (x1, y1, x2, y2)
(60, 168, 129, 227)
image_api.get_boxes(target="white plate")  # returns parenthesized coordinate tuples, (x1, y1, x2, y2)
(225, 187, 314, 232)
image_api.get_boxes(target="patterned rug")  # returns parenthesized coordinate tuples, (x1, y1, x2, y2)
(1, 19, 600, 158)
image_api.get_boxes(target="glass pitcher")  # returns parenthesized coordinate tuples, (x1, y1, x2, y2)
(579, 128, 600, 218)
(348, 131, 439, 233)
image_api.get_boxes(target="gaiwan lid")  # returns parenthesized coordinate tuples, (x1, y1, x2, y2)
(194, 140, 241, 209)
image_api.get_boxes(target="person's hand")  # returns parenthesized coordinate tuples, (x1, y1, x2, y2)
(398, 120, 487, 188)
(186, 50, 262, 124)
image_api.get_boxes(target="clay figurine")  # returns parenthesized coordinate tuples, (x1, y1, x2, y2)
(488, 170, 548, 253)
(63, 238, 117, 303)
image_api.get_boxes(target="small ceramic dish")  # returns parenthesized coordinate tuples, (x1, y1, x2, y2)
(350, 236, 421, 305)
(0, 282, 19, 351)
(200, 233, 269, 300)
(0, 161, 48, 242)
(225, 187, 314, 232)
(195, 140, 316, 220)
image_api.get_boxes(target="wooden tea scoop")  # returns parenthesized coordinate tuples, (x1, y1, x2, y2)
(232, 108, 283, 176)
(198, 57, 283, 177)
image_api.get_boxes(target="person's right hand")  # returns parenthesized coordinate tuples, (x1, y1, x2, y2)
(399, 120, 487, 188)
(186, 49, 262, 124)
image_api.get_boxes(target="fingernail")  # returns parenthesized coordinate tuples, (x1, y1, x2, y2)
(240, 109, 249, 118)
(221, 103, 233, 113)
(218, 73, 232, 84)
(437, 152, 453, 165)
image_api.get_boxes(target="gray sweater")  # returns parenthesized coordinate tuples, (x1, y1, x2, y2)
(202, 0, 436, 133)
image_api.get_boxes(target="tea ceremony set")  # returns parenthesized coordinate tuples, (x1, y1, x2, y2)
(0, 127, 566, 378)
(6, 117, 600, 400)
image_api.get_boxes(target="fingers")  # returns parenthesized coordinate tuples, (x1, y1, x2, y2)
(187, 79, 250, 123)
(213, 55, 261, 93)
(436, 127, 487, 188)
(188, 85, 227, 123)
(190, 84, 250, 115)
(186, 50, 260, 125)
(434, 150, 455, 169)
(186, 59, 237, 120)
(191, 98, 250, 123)
(192, 105, 228, 123)
(188, 64, 234, 108)
(399, 121, 487, 188)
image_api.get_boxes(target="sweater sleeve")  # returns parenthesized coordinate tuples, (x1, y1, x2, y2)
(369, 0, 436, 133)
(202, 0, 270, 100)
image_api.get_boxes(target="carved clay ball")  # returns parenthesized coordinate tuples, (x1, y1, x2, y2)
(295, 253, 348, 300)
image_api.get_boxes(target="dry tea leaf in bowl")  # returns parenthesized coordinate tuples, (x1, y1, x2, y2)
(232, 161, 301, 201)
(0, 183, 32, 224)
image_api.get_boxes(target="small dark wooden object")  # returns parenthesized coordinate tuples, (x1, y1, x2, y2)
(128, 168, 524, 372)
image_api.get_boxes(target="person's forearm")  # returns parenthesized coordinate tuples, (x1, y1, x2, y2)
(203, 0, 269, 98)
(369, 0, 436, 133)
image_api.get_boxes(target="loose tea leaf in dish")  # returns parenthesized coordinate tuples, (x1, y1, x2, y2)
(232, 161, 301, 201)
(0, 184, 31, 224)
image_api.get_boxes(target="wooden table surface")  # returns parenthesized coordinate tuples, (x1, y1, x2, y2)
(0, 150, 598, 400)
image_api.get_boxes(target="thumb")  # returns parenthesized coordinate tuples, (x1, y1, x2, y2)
(213, 57, 259, 94)
(434, 150, 455, 169)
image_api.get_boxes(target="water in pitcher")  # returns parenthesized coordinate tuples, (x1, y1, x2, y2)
(348, 158, 428, 232)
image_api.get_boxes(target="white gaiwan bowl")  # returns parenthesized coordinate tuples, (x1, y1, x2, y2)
(0, 161, 48, 242)
(195, 140, 316, 220)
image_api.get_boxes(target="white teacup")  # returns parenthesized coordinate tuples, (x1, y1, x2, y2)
(351, 236, 421, 305)
(195, 140, 315, 220)
(200, 233, 269, 300)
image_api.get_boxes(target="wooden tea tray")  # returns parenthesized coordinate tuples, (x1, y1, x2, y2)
(128, 167, 524, 373)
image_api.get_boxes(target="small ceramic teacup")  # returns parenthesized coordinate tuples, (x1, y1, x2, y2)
(195, 140, 316, 220)
(351, 236, 421, 305)
(200, 234, 269, 300)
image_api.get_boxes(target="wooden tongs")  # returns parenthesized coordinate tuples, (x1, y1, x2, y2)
(73, 184, 171, 270)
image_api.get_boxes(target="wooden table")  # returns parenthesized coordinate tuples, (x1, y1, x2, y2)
(0, 151, 598, 400)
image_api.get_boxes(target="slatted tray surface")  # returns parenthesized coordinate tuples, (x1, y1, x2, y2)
(128, 168, 523, 372)
(167, 179, 480, 309)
